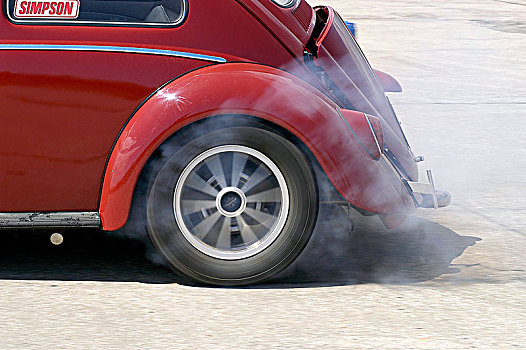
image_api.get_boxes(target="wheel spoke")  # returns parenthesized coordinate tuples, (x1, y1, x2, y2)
(181, 199, 216, 212)
(184, 173, 219, 198)
(191, 211, 221, 239)
(246, 188, 281, 203)
(175, 145, 290, 260)
(240, 164, 270, 193)
(204, 155, 228, 190)
(237, 215, 260, 244)
(215, 217, 232, 249)
(244, 207, 277, 225)
(231, 152, 248, 187)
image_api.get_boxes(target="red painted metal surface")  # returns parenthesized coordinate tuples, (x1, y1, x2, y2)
(0, 51, 203, 211)
(236, 0, 315, 55)
(0, 0, 293, 212)
(100, 63, 412, 230)
(375, 69, 403, 93)
(314, 6, 418, 180)
(339, 110, 382, 160)
(1, 0, 418, 230)
(292, 0, 314, 32)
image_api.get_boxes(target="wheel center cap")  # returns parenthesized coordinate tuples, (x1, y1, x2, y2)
(221, 192, 242, 212)
(216, 187, 247, 217)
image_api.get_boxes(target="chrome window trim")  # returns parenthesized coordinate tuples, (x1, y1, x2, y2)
(270, 0, 297, 9)
(5, 0, 188, 27)
(0, 43, 227, 63)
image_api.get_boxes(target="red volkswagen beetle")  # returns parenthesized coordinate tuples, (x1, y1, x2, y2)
(0, 0, 449, 285)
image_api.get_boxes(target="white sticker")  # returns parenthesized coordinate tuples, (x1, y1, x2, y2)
(14, 0, 80, 19)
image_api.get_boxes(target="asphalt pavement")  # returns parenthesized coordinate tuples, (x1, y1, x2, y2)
(1, 0, 525, 348)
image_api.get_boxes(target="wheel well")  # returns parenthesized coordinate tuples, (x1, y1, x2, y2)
(121, 113, 351, 235)
(137, 114, 346, 207)
(237, 115, 347, 204)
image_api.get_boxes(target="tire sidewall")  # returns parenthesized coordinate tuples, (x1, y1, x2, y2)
(146, 125, 317, 285)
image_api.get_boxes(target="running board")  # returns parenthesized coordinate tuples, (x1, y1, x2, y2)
(0, 212, 101, 229)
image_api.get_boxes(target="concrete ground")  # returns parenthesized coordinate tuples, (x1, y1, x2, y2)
(1, 0, 525, 348)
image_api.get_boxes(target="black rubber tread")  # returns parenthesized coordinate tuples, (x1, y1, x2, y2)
(144, 121, 318, 285)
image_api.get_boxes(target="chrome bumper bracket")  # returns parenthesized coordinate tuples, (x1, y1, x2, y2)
(407, 169, 439, 209)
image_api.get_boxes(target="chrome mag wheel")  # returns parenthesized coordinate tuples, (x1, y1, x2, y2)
(144, 122, 318, 285)
(174, 145, 289, 260)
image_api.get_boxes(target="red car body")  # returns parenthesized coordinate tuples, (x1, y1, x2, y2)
(1, 0, 426, 229)
(1, 0, 451, 284)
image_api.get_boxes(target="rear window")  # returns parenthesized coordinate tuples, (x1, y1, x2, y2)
(7, 0, 186, 25)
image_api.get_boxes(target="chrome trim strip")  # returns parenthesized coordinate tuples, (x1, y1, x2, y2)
(0, 212, 101, 229)
(271, 0, 297, 9)
(0, 44, 227, 63)
(364, 113, 382, 156)
(381, 154, 401, 178)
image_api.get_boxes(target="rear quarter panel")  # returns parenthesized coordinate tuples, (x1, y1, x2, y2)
(100, 63, 412, 230)
(0, 0, 292, 211)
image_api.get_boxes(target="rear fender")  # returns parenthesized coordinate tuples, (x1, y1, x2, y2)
(100, 63, 411, 230)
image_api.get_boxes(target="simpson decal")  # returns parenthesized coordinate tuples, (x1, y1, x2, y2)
(14, 0, 80, 18)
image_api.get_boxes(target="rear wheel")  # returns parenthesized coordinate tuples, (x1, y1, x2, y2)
(146, 123, 318, 285)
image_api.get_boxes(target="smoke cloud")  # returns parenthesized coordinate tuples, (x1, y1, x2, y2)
(109, 12, 481, 286)
(271, 207, 480, 286)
